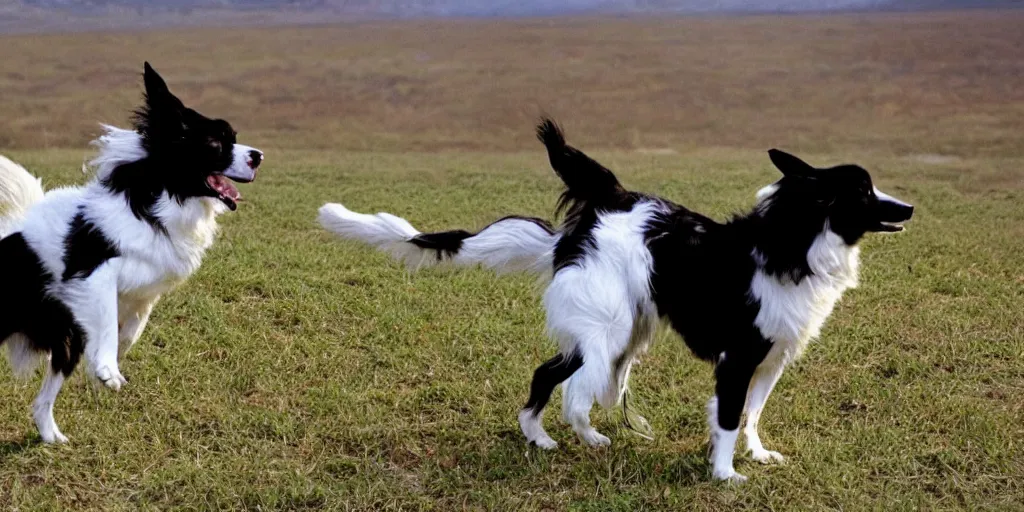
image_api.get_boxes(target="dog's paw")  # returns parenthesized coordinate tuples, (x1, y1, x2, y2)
(578, 429, 611, 447)
(531, 436, 558, 450)
(94, 364, 127, 391)
(36, 420, 69, 445)
(712, 467, 748, 483)
(750, 448, 785, 464)
(40, 430, 69, 445)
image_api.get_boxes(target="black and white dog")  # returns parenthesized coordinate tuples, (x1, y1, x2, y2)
(0, 62, 263, 443)
(318, 119, 913, 481)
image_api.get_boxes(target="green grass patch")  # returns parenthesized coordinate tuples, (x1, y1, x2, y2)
(0, 148, 1020, 509)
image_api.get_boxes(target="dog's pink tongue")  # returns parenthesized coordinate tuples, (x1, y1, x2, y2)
(207, 175, 240, 200)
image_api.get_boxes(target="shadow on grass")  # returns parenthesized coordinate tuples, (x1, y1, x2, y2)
(0, 436, 39, 461)
(426, 425, 713, 493)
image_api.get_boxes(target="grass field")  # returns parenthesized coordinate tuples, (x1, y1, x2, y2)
(1, 10, 1024, 511)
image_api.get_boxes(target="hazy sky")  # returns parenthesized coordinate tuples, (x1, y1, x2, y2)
(12, 0, 1000, 26)
(425, 0, 890, 16)
(18, 0, 896, 16)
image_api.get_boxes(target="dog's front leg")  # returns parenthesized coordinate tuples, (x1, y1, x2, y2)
(743, 362, 786, 464)
(118, 295, 160, 359)
(708, 351, 762, 483)
(65, 262, 126, 391)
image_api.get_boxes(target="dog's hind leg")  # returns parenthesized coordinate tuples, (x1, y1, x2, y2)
(118, 294, 159, 359)
(743, 362, 786, 464)
(519, 350, 583, 449)
(32, 367, 68, 444)
(552, 306, 636, 448)
(22, 301, 84, 443)
(614, 312, 656, 436)
(562, 352, 616, 447)
(4, 334, 44, 378)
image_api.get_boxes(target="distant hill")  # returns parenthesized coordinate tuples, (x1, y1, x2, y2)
(2, 0, 1021, 33)
(14, 0, 1024, 16)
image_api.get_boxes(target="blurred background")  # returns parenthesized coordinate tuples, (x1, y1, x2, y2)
(1, 0, 1022, 158)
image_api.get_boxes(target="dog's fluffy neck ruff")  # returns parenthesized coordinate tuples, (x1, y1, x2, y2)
(83, 125, 225, 283)
(88, 125, 227, 234)
(737, 184, 860, 286)
(732, 192, 861, 362)
(89, 125, 148, 181)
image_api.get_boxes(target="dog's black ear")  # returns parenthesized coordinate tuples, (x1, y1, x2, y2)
(768, 149, 816, 178)
(142, 62, 185, 118)
(136, 62, 189, 137)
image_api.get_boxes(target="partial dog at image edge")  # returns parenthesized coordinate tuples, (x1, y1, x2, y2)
(0, 62, 263, 444)
(0, 155, 44, 239)
(319, 118, 914, 482)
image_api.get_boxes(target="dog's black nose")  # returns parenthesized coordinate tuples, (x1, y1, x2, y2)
(894, 203, 914, 222)
(248, 150, 263, 169)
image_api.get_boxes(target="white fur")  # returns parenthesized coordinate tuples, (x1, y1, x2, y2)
(225, 144, 261, 183)
(543, 201, 661, 446)
(63, 261, 124, 389)
(0, 154, 44, 239)
(1, 155, 47, 376)
(4, 334, 44, 378)
(1, 126, 258, 442)
(534, 206, 859, 476)
(755, 182, 779, 203)
(318, 202, 557, 276)
(455, 220, 555, 276)
(736, 224, 859, 469)
(874, 186, 912, 208)
(89, 125, 148, 180)
(518, 409, 558, 449)
(323, 181, 867, 481)
(743, 363, 786, 464)
(751, 227, 859, 368)
(708, 396, 746, 482)
(118, 294, 160, 359)
(33, 368, 67, 444)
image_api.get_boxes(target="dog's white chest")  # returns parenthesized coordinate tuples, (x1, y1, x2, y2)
(750, 230, 860, 365)
(113, 196, 222, 295)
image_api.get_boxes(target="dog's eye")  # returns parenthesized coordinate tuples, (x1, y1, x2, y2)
(208, 139, 222, 151)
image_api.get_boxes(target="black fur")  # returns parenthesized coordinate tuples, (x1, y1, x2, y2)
(537, 119, 646, 270)
(0, 234, 85, 377)
(409, 230, 473, 260)
(0, 62, 255, 382)
(525, 118, 913, 436)
(101, 62, 244, 230)
(409, 215, 555, 261)
(495, 215, 555, 234)
(62, 211, 120, 281)
(523, 349, 584, 417)
(536, 118, 628, 222)
(0, 62, 261, 443)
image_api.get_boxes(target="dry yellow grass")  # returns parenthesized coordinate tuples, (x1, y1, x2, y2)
(1, 10, 1022, 157)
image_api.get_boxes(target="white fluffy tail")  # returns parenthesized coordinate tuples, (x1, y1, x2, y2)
(0, 154, 44, 239)
(318, 203, 558, 276)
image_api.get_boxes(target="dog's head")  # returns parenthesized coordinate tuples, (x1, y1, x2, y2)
(129, 62, 262, 211)
(757, 149, 914, 244)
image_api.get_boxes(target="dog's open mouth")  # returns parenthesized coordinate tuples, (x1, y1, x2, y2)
(207, 174, 241, 211)
(877, 221, 905, 232)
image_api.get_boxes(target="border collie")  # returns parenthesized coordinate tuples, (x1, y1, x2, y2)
(0, 62, 263, 443)
(318, 119, 913, 481)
